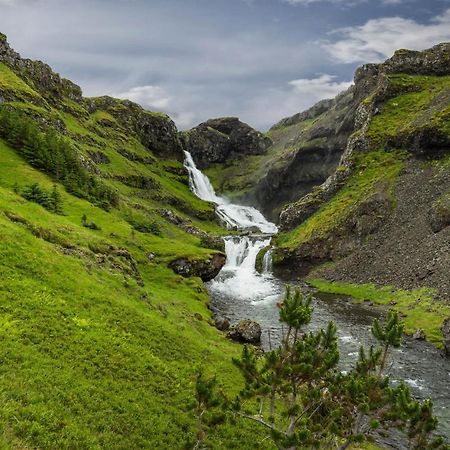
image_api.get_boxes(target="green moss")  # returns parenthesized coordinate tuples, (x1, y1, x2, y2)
(276, 150, 407, 249)
(368, 74, 450, 148)
(308, 279, 450, 348)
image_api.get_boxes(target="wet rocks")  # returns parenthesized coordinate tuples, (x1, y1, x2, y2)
(442, 318, 450, 355)
(227, 319, 262, 344)
(169, 253, 226, 282)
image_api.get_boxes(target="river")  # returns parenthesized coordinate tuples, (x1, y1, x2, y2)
(183, 151, 450, 444)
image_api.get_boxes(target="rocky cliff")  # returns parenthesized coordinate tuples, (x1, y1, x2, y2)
(0, 32, 183, 160)
(273, 43, 450, 302)
(180, 117, 271, 169)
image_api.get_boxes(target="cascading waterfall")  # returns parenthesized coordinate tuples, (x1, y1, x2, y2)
(183, 150, 281, 302)
(183, 151, 277, 234)
(183, 153, 450, 438)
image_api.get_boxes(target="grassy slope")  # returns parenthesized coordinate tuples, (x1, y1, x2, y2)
(0, 61, 273, 448)
(367, 74, 450, 146)
(275, 74, 450, 346)
(275, 150, 406, 249)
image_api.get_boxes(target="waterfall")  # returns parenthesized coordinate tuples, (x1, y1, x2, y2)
(262, 248, 273, 273)
(224, 236, 272, 270)
(183, 151, 277, 234)
(183, 151, 281, 303)
(183, 151, 222, 203)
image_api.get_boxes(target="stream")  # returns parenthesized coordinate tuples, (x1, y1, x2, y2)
(183, 151, 450, 444)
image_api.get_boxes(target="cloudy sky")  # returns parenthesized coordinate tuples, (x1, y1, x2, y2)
(1, 0, 449, 130)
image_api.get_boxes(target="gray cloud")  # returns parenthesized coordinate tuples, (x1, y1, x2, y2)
(323, 7, 450, 63)
(0, 0, 448, 130)
(283, 0, 366, 5)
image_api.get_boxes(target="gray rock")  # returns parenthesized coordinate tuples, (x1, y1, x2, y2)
(214, 316, 230, 331)
(412, 329, 426, 340)
(227, 319, 262, 344)
(429, 195, 450, 233)
(169, 253, 226, 282)
(181, 117, 271, 169)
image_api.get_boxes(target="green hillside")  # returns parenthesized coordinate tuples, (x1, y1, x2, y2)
(0, 38, 271, 449)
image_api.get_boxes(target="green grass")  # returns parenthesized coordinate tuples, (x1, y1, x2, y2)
(0, 57, 275, 447)
(275, 150, 406, 250)
(0, 60, 271, 448)
(0, 63, 42, 101)
(368, 74, 450, 148)
(0, 138, 273, 449)
(308, 279, 450, 348)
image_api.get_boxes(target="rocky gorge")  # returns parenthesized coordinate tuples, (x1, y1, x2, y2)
(184, 43, 450, 354)
(0, 29, 449, 449)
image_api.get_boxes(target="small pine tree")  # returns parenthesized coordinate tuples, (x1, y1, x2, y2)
(22, 183, 50, 209)
(192, 288, 449, 450)
(49, 185, 63, 214)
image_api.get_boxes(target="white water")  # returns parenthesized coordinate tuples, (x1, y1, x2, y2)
(183, 151, 278, 234)
(183, 153, 450, 441)
(262, 248, 273, 274)
(183, 151, 281, 303)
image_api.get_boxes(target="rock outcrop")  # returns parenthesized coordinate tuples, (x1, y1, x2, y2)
(87, 97, 183, 160)
(181, 117, 271, 169)
(0, 33, 183, 160)
(442, 318, 450, 355)
(273, 43, 450, 300)
(279, 43, 450, 231)
(169, 253, 226, 282)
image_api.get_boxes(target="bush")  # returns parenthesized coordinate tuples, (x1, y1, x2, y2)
(81, 214, 101, 231)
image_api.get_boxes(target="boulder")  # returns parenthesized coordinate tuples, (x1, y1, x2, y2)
(168, 253, 226, 282)
(429, 195, 450, 233)
(227, 319, 261, 344)
(412, 329, 426, 340)
(214, 316, 230, 331)
(181, 117, 271, 169)
(442, 318, 450, 355)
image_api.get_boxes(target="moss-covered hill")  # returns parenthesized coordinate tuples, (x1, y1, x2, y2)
(0, 33, 275, 449)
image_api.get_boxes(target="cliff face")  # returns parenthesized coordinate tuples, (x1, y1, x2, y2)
(180, 117, 271, 169)
(279, 43, 450, 231)
(273, 43, 450, 300)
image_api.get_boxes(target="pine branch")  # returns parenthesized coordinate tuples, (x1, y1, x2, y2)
(235, 411, 285, 435)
